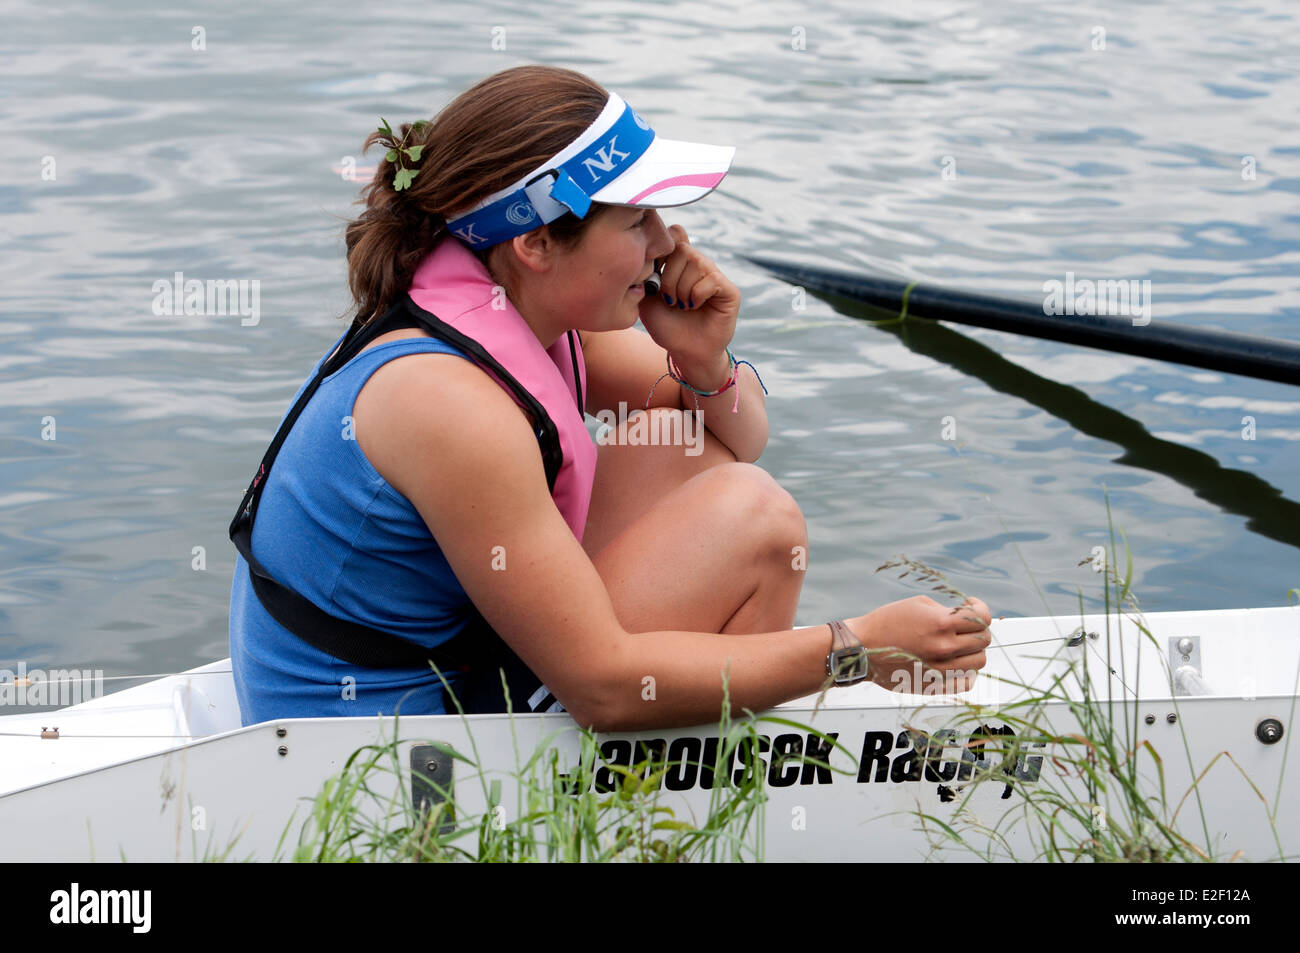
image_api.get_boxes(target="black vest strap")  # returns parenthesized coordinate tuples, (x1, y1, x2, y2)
(229, 296, 569, 707)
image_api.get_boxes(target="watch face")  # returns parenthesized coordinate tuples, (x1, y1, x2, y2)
(829, 647, 870, 685)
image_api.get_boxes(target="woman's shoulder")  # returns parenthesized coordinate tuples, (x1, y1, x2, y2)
(327, 326, 466, 367)
(351, 337, 538, 498)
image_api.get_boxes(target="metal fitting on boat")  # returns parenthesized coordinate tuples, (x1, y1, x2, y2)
(1174, 666, 1210, 696)
(1256, 718, 1283, 745)
(277, 745, 288, 757)
(1169, 636, 1207, 696)
(1166, 712, 1178, 724)
(1144, 714, 1155, 725)
(411, 744, 456, 834)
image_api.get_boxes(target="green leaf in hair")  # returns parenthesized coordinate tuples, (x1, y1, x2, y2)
(375, 117, 427, 193)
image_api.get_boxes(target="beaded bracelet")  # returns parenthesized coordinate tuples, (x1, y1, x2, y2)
(645, 348, 768, 413)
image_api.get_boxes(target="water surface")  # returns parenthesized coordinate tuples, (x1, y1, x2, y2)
(1, 0, 1297, 685)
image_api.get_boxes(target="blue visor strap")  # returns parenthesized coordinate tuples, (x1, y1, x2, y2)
(547, 168, 592, 219)
(523, 173, 569, 222)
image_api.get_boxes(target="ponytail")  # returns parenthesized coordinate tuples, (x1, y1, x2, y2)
(344, 67, 610, 326)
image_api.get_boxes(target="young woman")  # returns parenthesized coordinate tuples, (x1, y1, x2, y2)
(228, 65, 992, 729)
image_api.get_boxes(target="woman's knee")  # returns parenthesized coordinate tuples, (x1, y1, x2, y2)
(701, 463, 807, 559)
(590, 461, 807, 634)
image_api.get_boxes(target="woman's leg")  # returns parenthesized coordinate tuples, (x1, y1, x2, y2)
(583, 407, 739, 556)
(583, 408, 808, 635)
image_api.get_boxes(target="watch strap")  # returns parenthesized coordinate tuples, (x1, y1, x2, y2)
(826, 619, 870, 685)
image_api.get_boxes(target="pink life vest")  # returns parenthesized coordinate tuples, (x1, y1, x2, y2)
(407, 238, 597, 541)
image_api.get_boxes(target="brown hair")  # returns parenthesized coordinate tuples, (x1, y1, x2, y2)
(344, 66, 613, 325)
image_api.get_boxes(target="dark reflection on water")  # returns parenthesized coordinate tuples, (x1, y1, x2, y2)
(814, 289, 1300, 552)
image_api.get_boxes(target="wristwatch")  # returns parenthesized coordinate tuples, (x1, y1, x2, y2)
(826, 619, 870, 685)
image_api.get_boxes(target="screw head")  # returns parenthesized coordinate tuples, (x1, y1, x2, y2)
(1256, 718, 1284, 745)
(425, 760, 439, 772)
(277, 745, 288, 757)
(1144, 714, 1156, 725)
(1176, 637, 1194, 656)
(1166, 713, 1177, 724)
(276, 727, 287, 738)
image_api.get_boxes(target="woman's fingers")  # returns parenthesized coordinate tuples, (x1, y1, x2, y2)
(651, 224, 738, 317)
(941, 650, 988, 692)
(667, 259, 706, 304)
(888, 651, 987, 694)
(953, 597, 992, 633)
(943, 649, 988, 674)
(657, 225, 690, 298)
(924, 634, 991, 663)
(928, 625, 994, 659)
(682, 269, 729, 311)
(660, 226, 728, 307)
(940, 666, 981, 693)
(924, 598, 994, 657)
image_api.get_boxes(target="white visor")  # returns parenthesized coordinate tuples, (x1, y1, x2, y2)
(589, 135, 736, 208)
(445, 92, 735, 248)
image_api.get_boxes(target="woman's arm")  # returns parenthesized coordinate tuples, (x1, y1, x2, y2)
(355, 351, 991, 731)
(582, 326, 768, 463)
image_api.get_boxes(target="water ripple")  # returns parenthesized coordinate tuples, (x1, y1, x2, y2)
(0, 0, 1296, 673)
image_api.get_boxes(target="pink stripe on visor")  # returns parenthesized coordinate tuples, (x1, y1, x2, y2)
(627, 172, 728, 205)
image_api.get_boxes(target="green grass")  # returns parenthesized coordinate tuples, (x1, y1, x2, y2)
(274, 680, 850, 863)
(894, 499, 1297, 863)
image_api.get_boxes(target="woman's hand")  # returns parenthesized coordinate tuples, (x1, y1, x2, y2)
(638, 224, 739, 385)
(848, 595, 993, 693)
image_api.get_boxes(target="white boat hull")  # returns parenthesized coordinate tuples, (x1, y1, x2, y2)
(2, 606, 1296, 862)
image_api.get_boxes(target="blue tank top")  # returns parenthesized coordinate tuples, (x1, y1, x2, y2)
(229, 331, 477, 725)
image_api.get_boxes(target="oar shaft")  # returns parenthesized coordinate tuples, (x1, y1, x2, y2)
(746, 257, 1300, 386)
